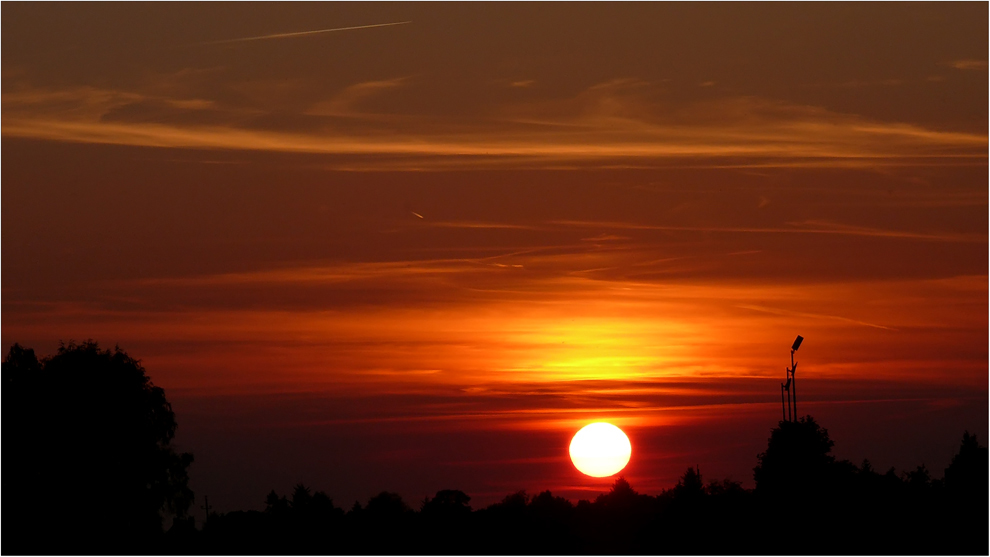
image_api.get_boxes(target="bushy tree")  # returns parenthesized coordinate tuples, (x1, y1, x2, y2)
(365, 491, 412, 518)
(753, 416, 835, 497)
(529, 490, 574, 517)
(421, 489, 472, 517)
(3, 341, 193, 552)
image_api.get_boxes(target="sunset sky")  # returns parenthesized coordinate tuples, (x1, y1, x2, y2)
(3, 3, 987, 517)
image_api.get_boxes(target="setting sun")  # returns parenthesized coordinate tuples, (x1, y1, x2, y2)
(569, 422, 632, 477)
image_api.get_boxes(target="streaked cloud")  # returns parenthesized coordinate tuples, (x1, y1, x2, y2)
(2, 82, 985, 169)
(423, 221, 544, 231)
(549, 219, 986, 243)
(736, 304, 895, 331)
(784, 220, 985, 243)
(948, 59, 988, 71)
(307, 77, 409, 118)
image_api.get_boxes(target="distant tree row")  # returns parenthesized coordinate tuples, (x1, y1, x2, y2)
(173, 418, 987, 555)
(3, 342, 987, 555)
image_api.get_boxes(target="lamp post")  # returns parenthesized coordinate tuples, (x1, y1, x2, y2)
(780, 383, 791, 422)
(788, 335, 803, 421)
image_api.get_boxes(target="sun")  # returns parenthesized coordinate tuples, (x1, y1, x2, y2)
(569, 422, 632, 477)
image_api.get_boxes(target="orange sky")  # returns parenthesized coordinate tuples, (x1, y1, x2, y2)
(2, 3, 987, 514)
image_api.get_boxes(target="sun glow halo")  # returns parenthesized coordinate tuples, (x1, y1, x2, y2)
(569, 422, 632, 477)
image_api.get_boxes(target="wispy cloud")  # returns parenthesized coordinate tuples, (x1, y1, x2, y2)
(948, 59, 988, 71)
(307, 77, 409, 118)
(736, 304, 895, 330)
(202, 21, 412, 45)
(581, 234, 631, 242)
(132, 259, 480, 287)
(549, 219, 987, 243)
(784, 220, 985, 243)
(423, 221, 544, 231)
(2, 82, 986, 169)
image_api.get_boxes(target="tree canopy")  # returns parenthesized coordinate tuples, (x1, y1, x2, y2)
(753, 415, 836, 496)
(3, 341, 193, 553)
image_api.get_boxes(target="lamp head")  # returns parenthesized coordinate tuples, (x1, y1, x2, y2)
(791, 335, 804, 351)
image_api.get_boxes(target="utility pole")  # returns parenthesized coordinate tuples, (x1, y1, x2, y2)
(201, 495, 211, 526)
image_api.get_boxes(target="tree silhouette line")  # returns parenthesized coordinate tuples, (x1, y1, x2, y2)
(3, 342, 987, 555)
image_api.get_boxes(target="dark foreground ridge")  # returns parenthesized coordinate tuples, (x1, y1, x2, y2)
(3, 342, 988, 555)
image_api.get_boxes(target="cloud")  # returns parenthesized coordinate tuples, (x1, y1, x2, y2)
(2, 85, 220, 122)
(423, 221, 544, 231)
(784, 220, 985, 243)
(948, 59, 988, 71)
(2, 82, 986, 169)
(307, 77, 408, 118)
(810, 78, 905, 89)
(735, 304, 895, 330)
(580, 234, 630, 242)
(549, 219, 986, 243)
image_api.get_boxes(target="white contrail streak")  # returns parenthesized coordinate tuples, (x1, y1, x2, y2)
(204, 21, 412, 45)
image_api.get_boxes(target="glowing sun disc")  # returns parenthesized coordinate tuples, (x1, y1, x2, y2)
(569, 422, 632, 477)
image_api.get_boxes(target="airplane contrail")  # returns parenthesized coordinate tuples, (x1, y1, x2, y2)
(204, 21, 412, 45)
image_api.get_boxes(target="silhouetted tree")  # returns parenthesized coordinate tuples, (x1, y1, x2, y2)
(3, 341, 194, 554)
(705, 478, 746, 497)
(903, 464, 933, 490)
(939, 431, 990, 554)
(753, 415, 835, 497)
(417, 490, 474, 554)
(489, 490, 530, 513)
(529, 489, 574, 517)
(943, 431, 988, 497)
(421, 489, 472, 517)
(365, 491, 412, 518)
(265, 489, 290, 516)
(860, 458, 875, 475)
(292, 484, 313, 511)
(310, 490, 342, 519)
(594, 476, 642, 511)
(672, 466, 705, 501)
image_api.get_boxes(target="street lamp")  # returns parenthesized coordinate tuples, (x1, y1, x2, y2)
(788, 335, 803, 421)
